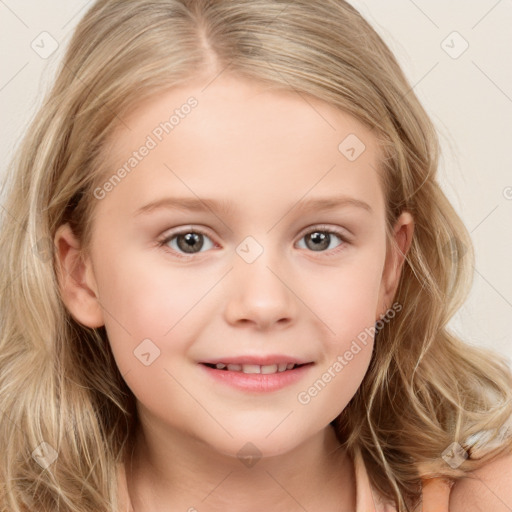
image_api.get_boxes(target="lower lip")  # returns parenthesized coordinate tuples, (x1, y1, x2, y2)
(199, 363, 314, 393)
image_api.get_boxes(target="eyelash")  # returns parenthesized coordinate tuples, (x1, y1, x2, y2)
(157, 225, 350, 259)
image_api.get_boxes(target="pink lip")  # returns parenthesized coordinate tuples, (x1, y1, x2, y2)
(198, 362, 314, 393)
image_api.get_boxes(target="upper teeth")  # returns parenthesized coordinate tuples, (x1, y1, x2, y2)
(215, 363, 296, 373)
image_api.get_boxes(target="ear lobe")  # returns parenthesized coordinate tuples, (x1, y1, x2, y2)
(53, 223, 105, 328)
(378, 211, 414, 315)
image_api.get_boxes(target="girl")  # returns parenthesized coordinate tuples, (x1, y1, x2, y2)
(1, 1, 511, 511)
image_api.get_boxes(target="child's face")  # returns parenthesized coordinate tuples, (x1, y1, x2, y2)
(57, 74, 412, 458)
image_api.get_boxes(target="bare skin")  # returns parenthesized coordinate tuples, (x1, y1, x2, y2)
(54, 73, 413, 511)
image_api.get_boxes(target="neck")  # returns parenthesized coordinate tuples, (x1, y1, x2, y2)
(124, 417, 356, 512)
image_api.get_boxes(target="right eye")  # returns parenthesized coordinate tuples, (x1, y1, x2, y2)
(158, 228, 216, 258)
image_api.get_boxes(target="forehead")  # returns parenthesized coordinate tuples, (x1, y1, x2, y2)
(96, 74, 385, 219)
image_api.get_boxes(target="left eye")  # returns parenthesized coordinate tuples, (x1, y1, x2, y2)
(296, 229, 345, 252)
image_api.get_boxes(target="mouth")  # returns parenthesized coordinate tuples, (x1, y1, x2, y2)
(198, 357, 314, 392)
(201, 362, 311, 374)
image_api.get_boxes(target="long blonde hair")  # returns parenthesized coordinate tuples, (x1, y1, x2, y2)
(1, 1, 511, 511)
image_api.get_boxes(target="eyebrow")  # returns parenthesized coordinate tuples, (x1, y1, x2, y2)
(134, 194, 373, 217)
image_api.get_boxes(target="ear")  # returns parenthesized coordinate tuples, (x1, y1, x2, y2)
(377, 211, 414, 318)
(54, 223, 105, 328)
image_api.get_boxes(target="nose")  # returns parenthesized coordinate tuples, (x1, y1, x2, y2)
(223, 249, 297, 330)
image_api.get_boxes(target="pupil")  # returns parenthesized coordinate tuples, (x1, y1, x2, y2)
(307, 232, 329, 251)
(178, 233, 203, 253)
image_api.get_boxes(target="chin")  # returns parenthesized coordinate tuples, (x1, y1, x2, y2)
(204, 425, 310, 462)
(217, 439, 298, 463)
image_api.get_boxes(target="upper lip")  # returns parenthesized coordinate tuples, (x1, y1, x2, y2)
(199, 355, 313, 366)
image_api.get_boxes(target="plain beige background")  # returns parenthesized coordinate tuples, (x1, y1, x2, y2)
(1, 0, 511, 363)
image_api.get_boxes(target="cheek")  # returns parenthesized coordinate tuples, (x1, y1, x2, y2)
(302, 251, 385, 342)
(296, 343, 373, 423)
(92, 253, 207, 373)
(296, 266, 379, 417)
(95, 259, 206, 412)
(296, 251, 383, 413)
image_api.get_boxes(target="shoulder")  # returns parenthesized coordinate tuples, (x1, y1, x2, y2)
(449, 450, 512, 512)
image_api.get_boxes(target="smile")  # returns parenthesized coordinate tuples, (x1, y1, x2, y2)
(202, 362, 305, 374)
(199, 360, 314, 393)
